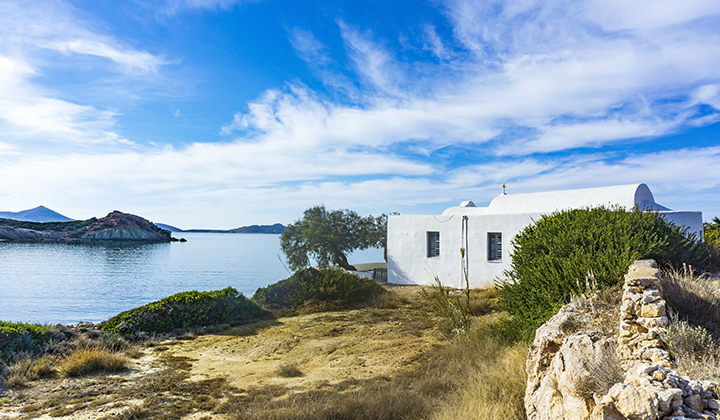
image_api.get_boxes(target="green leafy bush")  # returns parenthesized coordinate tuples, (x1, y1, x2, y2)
(498, 206, 717, 342)
(252, 267, 384, 311)
(102, 288, 265, 334)
(0, 321, 61, 364)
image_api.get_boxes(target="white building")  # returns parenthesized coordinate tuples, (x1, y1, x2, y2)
(387, 183, 703, 289)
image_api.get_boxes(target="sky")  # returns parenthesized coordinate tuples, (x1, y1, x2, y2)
(1, 0, 720, 229)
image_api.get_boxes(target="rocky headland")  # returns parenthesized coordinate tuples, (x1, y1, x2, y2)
(0, 211, 171, 243)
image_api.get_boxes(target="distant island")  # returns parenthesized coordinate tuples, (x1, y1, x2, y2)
(156, 223, 286, 234)
(0, 206, 286, 239)
(0, 211, 171, 243)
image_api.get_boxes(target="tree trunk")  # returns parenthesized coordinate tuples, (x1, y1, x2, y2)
(332, 250, 357, 271)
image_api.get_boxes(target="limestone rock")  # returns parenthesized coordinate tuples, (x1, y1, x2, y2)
(590, 401, 628, 420)
(614, 385, 659, 420)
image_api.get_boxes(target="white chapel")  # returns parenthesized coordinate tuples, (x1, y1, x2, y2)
(386, 183, 703, 289)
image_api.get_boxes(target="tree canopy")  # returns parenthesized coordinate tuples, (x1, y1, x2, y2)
(280, 205, 387, 271)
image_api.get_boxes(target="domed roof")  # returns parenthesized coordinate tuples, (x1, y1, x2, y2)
(442, 183, 670, 216)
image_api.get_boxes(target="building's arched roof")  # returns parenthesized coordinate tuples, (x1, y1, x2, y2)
(442, 183, 671, 216)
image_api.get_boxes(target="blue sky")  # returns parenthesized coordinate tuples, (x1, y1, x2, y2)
(2, 0, 720, 229)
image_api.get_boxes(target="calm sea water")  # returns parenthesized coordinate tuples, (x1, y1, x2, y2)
(0, 233, 383, 325)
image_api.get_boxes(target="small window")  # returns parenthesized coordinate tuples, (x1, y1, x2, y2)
(488, 232, 502, 261)
(427, 231, 440, 257)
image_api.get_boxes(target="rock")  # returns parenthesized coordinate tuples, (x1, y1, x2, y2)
(640, 302, 665, 318)
(590, 401, 629, 420)
(525, 305, 620, 420)
(636, 316, 669, 329)
(684, 394, 703, 412)
(614, 385, 659, 420)
(656, 388, 683, 416)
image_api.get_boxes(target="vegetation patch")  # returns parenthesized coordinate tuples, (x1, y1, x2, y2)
(661, 267, 720, 338)
(0, 217, 97, 232)
(497, 206, 717, 342)
(102, 287, 266, 335)
(0, 321, 67, 364)
(57, 346, 128, 377)
(252, 267, 385, 313)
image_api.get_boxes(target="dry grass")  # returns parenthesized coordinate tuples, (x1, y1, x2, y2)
(218, 320, 528, 420)
(574, 338, 624, 399)
(368, 290, 409, 309)
(276, 364, 304, 378)
(659, 267, 720, 380)
(57, 346, 128, 377)
(661, 266, 720, 338)
(468, 287, 500, 316)
(5, 355, 57, 388)
(660, 316, 720, 381)
(431, 334, 528, 420)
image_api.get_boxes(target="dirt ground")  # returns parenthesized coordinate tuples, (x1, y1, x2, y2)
(0, 285, 446, 420)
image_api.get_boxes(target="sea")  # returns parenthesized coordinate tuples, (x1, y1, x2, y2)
(0, 233, 383, 325)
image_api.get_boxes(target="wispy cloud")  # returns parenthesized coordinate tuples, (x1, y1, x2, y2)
(0, 0, 168, 149)
(163, 0, 254, 14)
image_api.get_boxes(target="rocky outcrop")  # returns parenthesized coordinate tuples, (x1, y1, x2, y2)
(526, 260, 720, 420)
(0, 211, 170, 243)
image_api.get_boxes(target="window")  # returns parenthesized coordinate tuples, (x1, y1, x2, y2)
(488, 232, 502, 261)
(427, 231, 440, 257)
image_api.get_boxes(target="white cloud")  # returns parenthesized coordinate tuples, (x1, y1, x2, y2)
(585, 0, 720, 31)
(3, 0, 720, 227)
(45, 39, 166, 74)
(339, 21, 406, 97)
(0, 0, 166, 75)
(422, 25, 450, 60)
(0, 56, 127, 146)
(0, 1, 168, 149)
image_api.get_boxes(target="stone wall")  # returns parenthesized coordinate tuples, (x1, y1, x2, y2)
(525, 260, 720, 420)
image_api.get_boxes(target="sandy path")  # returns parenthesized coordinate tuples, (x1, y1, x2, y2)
(169, 289, 443, 393)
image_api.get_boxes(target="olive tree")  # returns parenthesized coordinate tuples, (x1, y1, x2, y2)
(280, 205, 387, 271)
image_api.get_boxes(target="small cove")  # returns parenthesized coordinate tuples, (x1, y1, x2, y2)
(0, 232, 383, 325)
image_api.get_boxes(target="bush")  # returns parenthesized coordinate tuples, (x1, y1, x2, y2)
(660, 316, 720, 381)
(498, 206, 717, 342)
(0, 321, 64, 364)
(102, 287, 266, 334)
(252, 268, 385, 312)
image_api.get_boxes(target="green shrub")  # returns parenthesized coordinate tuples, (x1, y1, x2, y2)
(252, 267, 384, 311)
(498, 206, 716, 342)
(0, 321, 62, 364)
(102, 288, 266, 334)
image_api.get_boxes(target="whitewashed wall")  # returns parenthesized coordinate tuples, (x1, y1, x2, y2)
(388, 210, 704, 289)
(387, 213, 540, 288)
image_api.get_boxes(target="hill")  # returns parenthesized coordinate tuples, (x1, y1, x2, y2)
(0, 211, 171, 243)
(174, 223, 285, 234)
(155, 223, 183, 232)
(228, 223, 285, 234)
(0, 206, 73, 223)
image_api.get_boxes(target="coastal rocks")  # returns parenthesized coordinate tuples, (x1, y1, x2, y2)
(525, 260, 720, 420)
(0, 211, 171, 243)
(0, 227, 63, 241)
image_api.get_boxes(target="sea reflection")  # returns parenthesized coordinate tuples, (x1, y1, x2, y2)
(0, 233, 384, 325)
